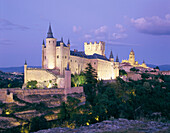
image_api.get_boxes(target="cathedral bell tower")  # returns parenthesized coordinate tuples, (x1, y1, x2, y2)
(129, 49, 135, 65)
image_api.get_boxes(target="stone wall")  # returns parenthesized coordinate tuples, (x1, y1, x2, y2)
(127, 72, 141, 81)
(84, 41, 105, 56)
(0, 87, 84, 103)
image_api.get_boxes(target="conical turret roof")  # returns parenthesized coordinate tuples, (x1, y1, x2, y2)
(116, 55, 119, 62)
(109, 51, 114, 59)
(47, 23, 53, 38)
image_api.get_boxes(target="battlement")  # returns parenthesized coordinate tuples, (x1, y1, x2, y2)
(84, 41, 105, 56)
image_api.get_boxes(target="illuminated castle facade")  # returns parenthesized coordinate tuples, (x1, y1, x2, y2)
(24, 25, 119, 89)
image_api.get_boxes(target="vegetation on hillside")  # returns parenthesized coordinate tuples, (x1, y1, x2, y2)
(0, 71, 23, 88)
(0, 64, 170, 132)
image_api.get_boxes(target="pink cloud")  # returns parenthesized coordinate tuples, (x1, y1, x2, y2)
(131, 14, 170, 35)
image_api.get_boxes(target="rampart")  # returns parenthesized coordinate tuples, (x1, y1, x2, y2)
(0, 87, 83, 103)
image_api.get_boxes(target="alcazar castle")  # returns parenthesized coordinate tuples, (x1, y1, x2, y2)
(24, 24, 120, 89)
(23, 24, 155, 89)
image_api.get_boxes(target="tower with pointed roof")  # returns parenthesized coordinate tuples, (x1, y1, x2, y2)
(45, 24, 57, 69)
(114, 55, 119, 78)
(129, 49, 135, 65)
(24, 60, 27, 84)
(42, 40, 45, 68)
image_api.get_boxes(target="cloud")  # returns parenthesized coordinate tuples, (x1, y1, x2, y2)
(84, 34, 92, 39)
(0, 39, 14, 45)
(94, 25, 108, 35)
(112, 33, 127, 40)
(0, 18, 29, 31)
(115, 24, 125, 32)
(73, 26, 82, 33)
(131, 14, 170, 35)
(106, 41, 140, 46)
(82, 24, 128, 44)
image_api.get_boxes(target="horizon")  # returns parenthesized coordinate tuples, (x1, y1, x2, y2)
(0, 0, 170, 67)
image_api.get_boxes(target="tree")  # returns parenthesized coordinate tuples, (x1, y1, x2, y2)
(71, 72, 86, 87)
(29, 116, 48, 132)
(155, 66, 160, 70)
(58, 102, 69, 120)
(119, 69, 127, 76)
(26, 80, 37, 89)
(130, 67, 139, 72)
(83, 63, 97, 106)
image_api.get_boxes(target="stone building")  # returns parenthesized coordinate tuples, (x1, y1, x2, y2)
(120, 49, 154, 72)
(24, 24, 119, 89)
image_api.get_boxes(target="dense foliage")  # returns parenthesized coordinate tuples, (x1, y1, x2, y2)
(1, 65, 170, 132)
(0, 71, 23, 88)
(57, 64, 170, 129)
(130, 67, 139, 72)
(71, 72, 86, 87)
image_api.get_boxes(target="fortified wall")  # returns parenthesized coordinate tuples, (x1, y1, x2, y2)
(0, 87, 83, 103)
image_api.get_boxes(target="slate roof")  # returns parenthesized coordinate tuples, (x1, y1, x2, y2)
(47, 24, 54, 38)
(56, 41, 67, 47)
(70, 50, 110, 61)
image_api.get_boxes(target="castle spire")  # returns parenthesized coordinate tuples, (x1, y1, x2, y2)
(67, 39, 70, 45)
(47, 23, 53, 38)
(109, 50, 114, 59)
(143, 60, 145, 64)
(24, 60, 27, 65)
(42, 39, 45, 45)
(116, 55, 119, 62)
(61, 37, 63, 42)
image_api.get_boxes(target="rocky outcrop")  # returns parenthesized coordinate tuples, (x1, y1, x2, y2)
(35, 118, 170, 133)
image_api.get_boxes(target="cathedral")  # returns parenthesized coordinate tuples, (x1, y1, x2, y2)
(120, 49, 153, 72)
(24, 24, 120, 89)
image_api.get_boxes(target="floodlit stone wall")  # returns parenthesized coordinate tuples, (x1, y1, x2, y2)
(0, 87, 84, 103)
(84, 41, 105, 56)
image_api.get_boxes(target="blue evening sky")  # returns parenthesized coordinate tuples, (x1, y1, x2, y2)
(0, 0, 170, 67)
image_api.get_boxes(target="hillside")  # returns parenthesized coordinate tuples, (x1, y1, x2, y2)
(35, 119, 170, 133)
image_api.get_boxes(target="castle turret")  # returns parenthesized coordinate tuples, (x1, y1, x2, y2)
(114, 55, 119, 79)
(24, 60, 27, 84)
(46, 24, 56, 69)
(142, 60, 147, 68)
(67, 39, 70, 48)
(109, 50, 114, 62)
(42, 40, 45, 69)
(129, 49, 135, 65)
(60, 37, 64, 75)
(64, 63, 71, 90)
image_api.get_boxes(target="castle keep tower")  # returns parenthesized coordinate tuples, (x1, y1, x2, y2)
(84, 41, 105, 56)
(129, 49, 135, 65)
(42, 24, 70, 75)
(45, 24, 57, 69)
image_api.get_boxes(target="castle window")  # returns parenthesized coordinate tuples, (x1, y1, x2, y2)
(94, 62, 96, 65)
(75, 60, 77, 62)
(57, 55, 59, 58)
(53, 41, 54, 43)
(45, 56, 46, 59)
(65, 56, 67, 59)
(71, 60, 72, 62)
(49, 41, 50, 43)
